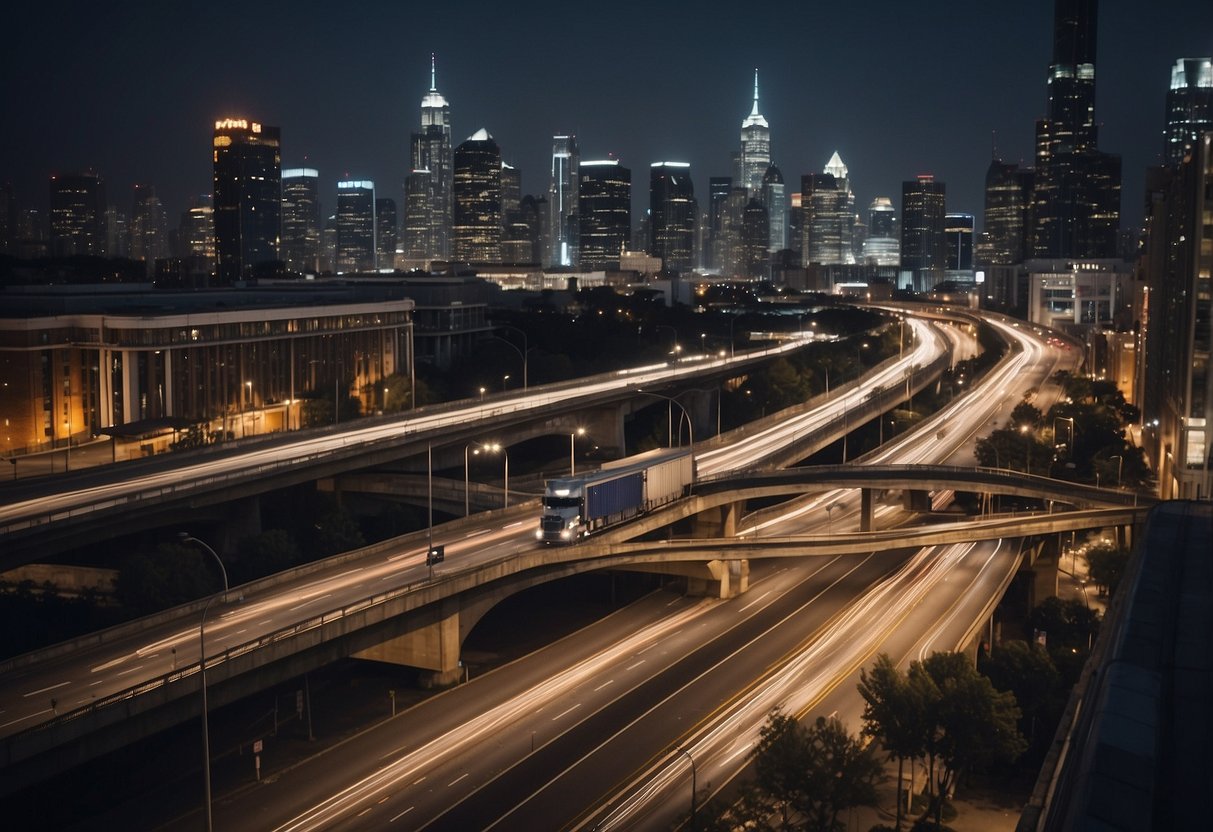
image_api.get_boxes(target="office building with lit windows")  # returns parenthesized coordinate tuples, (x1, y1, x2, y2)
(452, 128, 502, 263)
(648, 162, 697, 273)
(901, 174, 947, 287)
(978, 159, 1034, 266)
(802, 153, 855, 266)
(281, 168, 321, 274)
(861, 197, 899, 266)
(1164, 58, 1213, 167)
(335, 180, 376, 273)
(404, 56, 453, 262)
(49, 172, 106, 257)
(376, 197, 397, 270)
(578, 160, 630, 270)
(761, 164, 786, 252)
(737, 70, 770, 195)
(945, 213, 974, 272)
(549, 135, 579, 267)
(212, 118, 281, 284)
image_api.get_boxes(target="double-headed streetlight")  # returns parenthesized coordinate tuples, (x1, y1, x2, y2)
(178, 533, 231, 832)
(464, 441, 510, 514)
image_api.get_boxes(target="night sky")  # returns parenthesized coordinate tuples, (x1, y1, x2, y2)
(4, 0, 1211, 235)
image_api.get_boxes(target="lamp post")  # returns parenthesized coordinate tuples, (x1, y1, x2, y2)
(1054, 416, 1074, 456)
(1110, 454, 1123, 488)
(243, 380, 252, 438)
(178, 534, 229, 832)
(478, 386, 486, 401)
(681, 748, 697, 831)
(383, 385, 389, 414)
(503, 374, 511, 391)
(699, 332, 706, 355)
(493, 325, 530, 389)
(636, 391, 694, 451)
(825, 502, 841, 534)
(855, 341, 869, 380)
(464, 443, 481, 517)
(570, 428, 585, 475)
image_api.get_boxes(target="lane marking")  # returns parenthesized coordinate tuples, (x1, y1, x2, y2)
(593, 680, 614, 692)
(448, 773, 469, 787)
(625, 659, 645, 671)
(390, 807, 414, 822)
(551, 704, 581, 722)
(22, 681, 70, 698)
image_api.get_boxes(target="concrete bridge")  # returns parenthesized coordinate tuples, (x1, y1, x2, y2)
(0, 463, 1145, 794)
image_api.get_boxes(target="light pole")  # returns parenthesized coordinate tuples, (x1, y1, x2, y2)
(1110, 454, 1123, 488)
(178, 533, 229, 832)
(503, 374, 511, 391)
(464, 443, 481, 517)
(636, 391, 694, 451)
(570, 427, 585, 475)
(1054, 416, 1074, 456)
(699, 332, 706, 355)
(243, 380, 252, 438)
(383, 385, 389, 414)
(478, 386, 486, 401)
(493, 325, 530, 389)
(825, 502, 841, 534)
(1020, 424, 1032, 475)
(681, 748, 697, 831)
(855, 341, 869, 380)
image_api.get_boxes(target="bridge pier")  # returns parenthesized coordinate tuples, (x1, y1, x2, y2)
(860, 488, 874, 532)
(902, 489, 932, 513)
(353, 596, 463, 687)
(623, 558, 749, 599)
(691, 501, 740, 538)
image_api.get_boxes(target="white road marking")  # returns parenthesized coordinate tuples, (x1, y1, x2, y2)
(23, 681, 70, 698)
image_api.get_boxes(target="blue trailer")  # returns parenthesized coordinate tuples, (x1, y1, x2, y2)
(537, 448, 694, 543)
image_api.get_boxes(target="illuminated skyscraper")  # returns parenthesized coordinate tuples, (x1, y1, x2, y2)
(578, 160, 631, 270)
(130, 184, 169, 271)
(404, 55, 453, 261)
(212, 118, 281, 283)
(738, 70, 771, 196)
(49, 172, 106, 257)
(376, 197, 397, 270)
(179, 195, 215, 265)
(978, 159, 1033, 265)
(801, 153, 855, 265)
(1031, 0, 1120, 259)
(944, 213, 974, 272)
(861, 197, 899, 266)
(648, 162, 697, 273)
(281, 168, 321, 273)
(501, 162, 521, 219)
(761, 164, 786, 251)
(1164, 57, 1213, 167)
(452, 128, 502, 263)
(901, 175, 947, 282)
(707, 176, 732, 271)
(335, 180, 376, 273)
(741, 198, 770, 278)
(548, 135, 579, 267)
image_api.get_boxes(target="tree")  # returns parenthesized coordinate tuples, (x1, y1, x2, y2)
(1010, 401, 1042, 429)
(232, 529, 300, 583)
(981, 640, 1062, 748)
(1085, 541, 1129, 597)
(913, 652, 1026, 827)
(859, 654, 930, 830)
(703, 710, 882, 831)
(308, 508, 365, 558)
(115, 542, 221, 615)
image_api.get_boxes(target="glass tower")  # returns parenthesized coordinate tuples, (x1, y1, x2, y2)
(281, 168, 321, 274)
(738, 69, 771, 196)
(335, 180, 376, 273)
(404, 55, 453, 261)
(801, 153, 855, 265)
(49, 172, 106, 257)
(212, 118, 281, 284)
(1164, 58, 1213, 167)
(901, 175, 947, 276)
(452, 128, 502, 263)
(648, 162, 697, 273)
(549, 135, 579, 266)
(578, 160, 631, 270)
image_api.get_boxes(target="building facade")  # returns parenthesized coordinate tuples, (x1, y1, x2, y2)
(761, 164, 786, 252)
(802, 154, 856, 266)
(335, 180, 376, 273)
(404, 56, 454, 263)
(129, 184, 169, 273)
(49, 172, 106, 258)
(978, 159, 1034, 266)
(281, 168, 321, 274)
(376, 197, 397, 270)
(944, 213, 974, 272)
(212, 118, 281, 284)
(549, 135, 579, 267)
(648, 162, 697, 273)
(578, 160, 631, 270)
(861, 196, 899, 266)
(901, 174, 947, 287)
(1164, 58, 1213, 167)
(737, 70, 770, 195)
(452, 129, 502, 263)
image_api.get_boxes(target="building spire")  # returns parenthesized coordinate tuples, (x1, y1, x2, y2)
(430, 53, 437, 91)
(751, 67, 760, 116)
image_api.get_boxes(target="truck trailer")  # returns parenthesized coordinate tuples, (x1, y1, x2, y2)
(536, 447, 695, 544)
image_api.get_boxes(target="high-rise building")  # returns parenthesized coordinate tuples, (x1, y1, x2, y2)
(502, 194, 543, 264)
(179, 195, 215, 265)
(281, 168, 321, 273)
(901, 174, 947, 280)
(501, 162, 521, 220)
(376, 197, 397, 270)
(1164, 58, 1213, 167)
(648, 162, 697, 273)
(404, 55, 453, 262)
(707, 176, 733, 271)
(103, 207, 127, 259)
(335, 180, 376, 273)
(944, 213, 974, 272)
(1031, 0, 1120, 259)
(1141, 132, 1212, 498)
(578, 160, 631, 270)
(49, 172, 106, 257)
(761, 164, 786, 252)
(741, 198, 770, 279)
(130, 184, 169, 271)
(978, 159, 1034, 265)
(549, 135, 579, 266)
(452, 128, 502, 263)
(737, 70, 770, 195)
(212, 117, 281, 283)
(719, 188, 750, 277)
(787, 192, 804, 260)
(801, 153, 855, 265)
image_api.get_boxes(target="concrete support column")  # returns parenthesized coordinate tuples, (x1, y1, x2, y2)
(902, 489, 932, 512)
(354, 596, 462, 687)
(122, 350, 140, 424)
(860, 487, 874, 532)
(690, 501, 739, 538)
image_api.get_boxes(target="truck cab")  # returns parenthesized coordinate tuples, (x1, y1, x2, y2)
(538, 483, 585, 543)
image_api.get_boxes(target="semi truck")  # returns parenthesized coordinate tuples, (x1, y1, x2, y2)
(536, 447, 695, 544)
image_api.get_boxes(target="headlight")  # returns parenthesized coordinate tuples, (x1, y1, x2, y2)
(535, 529, 544, 540)
(560, 530, 571, 539)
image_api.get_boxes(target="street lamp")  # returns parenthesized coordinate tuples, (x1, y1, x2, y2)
(244, 380, 253, 438)
(503, 374, 511, 391)
(493, 325, 530, 389)
(855, 341, 869, 380)
(681, 748, 697, 831)
(1020, 424, 1032, 475)
(570, 427, 585, 475)
(178, 533, 230, 832)
(478, 386, 486, 401)
(1110, 454, 1123, 488)
(636, 391, 694, 451)
(825, 502, 842, 534)
(1054, 416, 1074, 456)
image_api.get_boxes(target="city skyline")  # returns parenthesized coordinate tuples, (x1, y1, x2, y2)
(3, 0, 1211, 236)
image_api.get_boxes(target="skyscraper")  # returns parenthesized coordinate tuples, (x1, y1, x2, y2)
(335, 180, 376, 273)
(901, 174, 947, 281)
(212, 118, 281, 283)
(1141, 132, 1212, 498)
(404, 55, 453, 262)
(1164, 57, 1213, 167)
(281, 168, 321, 274)
(1031, 0, 1121, 259)
(761, 165, 786, 252)
(801, 153, 855, 265)
(978, 159, 1034, 265)
(648, 162, 697, 273)
(376, 197, 397, 270)
(49, 172, 106, 257)
(179, 195, 215, 265)
(549, 135, 579, 267)
(944, 213, 974, 272)
(741, 198, 770, 279)
(737, 70, 770, 195)
(452, 128, 502, 263)
(860, 196, 899, 266)
(130, 184, 169, 271)
(707, 176, 733, 271)
(578, 160, 631, 270)
(500, 162, 521, 220)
